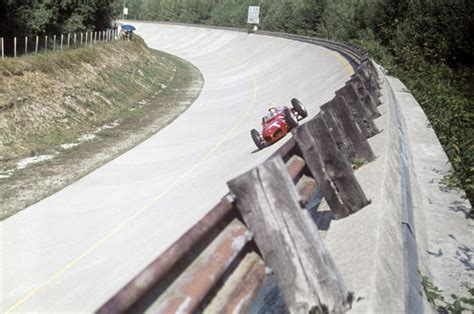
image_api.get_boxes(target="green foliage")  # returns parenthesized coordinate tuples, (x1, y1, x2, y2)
(421, 273, 474, 313)
(352, 158, 366, 170)
(0, 0, 117, 39)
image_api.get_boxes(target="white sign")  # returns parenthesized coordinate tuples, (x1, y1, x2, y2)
(123, 7, 128, 15)
(247, 6, 260, 24)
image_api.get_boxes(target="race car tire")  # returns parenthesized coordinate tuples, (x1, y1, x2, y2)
(291, 98, 308, 119)
(251, 129, 266, 150)
(285, 109, 299, 129)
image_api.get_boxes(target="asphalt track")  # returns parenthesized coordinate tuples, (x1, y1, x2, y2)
(1, 23, 353, 312)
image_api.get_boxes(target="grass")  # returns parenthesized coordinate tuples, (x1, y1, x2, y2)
(0, 35, 203, 220)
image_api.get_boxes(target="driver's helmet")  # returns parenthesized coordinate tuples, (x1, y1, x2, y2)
(267, 104, 278, 113)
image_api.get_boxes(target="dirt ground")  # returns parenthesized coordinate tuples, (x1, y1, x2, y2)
(0, 38, 203, 220)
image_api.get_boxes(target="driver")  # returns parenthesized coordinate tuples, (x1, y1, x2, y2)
(265, 104, 280, 120)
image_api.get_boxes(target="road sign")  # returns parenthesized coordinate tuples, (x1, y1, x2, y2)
(123, 7, 128, 15)
(247, 6, 260, 24)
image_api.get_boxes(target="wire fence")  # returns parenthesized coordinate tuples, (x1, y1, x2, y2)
(0, 29, 119, 60)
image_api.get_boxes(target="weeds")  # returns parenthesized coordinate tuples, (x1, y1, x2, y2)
(421, 273, 474, 313)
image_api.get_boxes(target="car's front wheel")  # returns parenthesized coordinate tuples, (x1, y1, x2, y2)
(291, 98, 308, 119)
(285, 109, 299, 129)
(251, 129, 266, 150)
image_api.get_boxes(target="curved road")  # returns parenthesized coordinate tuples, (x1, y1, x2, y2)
(1, 23, 353, 312)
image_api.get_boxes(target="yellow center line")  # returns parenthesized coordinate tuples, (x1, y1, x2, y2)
(5, 53, 258, 313)
(328, 50, 355, 77)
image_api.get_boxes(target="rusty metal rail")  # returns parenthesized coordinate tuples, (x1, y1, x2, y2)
(97, 144, 315, 313)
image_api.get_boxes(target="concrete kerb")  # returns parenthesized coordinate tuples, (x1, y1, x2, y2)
(316, 63, 423, 312)
(386, 76, 474, 306)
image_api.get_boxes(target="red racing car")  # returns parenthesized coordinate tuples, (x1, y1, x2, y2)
(251, 98, 308, 150)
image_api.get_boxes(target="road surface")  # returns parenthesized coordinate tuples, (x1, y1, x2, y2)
(1, 23, 353, 312)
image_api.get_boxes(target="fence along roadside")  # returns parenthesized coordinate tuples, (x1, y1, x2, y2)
(0, 29, 118, 60)
(96, 27, 383, 313)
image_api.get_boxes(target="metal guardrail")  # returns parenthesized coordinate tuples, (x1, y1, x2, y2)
(97, 23, 381, 313)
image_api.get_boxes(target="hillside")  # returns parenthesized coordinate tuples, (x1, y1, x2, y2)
(0, 37, 203, 220)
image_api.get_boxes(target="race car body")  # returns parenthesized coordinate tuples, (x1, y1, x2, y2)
(251, 98, 308, 150)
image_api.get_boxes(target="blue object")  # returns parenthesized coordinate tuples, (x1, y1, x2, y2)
(122, 24, 136, 32)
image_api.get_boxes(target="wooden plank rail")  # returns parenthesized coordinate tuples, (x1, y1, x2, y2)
(336, 83, 380, 138)
(228, 157, 352, 313)
(295, 115, 370, 219)
(97, 146, 316, 313)
(320, 96, 376, 164)
(347, 75, 381, 119)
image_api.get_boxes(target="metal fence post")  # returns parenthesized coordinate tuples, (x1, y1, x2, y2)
(1, 37, 4, 60)
(53, 34, 56, 51)
(35, 35, 38, 54)
(14, 37, 16, 58)
(60, 34, 63, 50)
(25, 36, 28, 56)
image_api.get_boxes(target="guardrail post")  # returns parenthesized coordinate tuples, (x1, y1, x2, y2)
(53, 34, 56, 51)
(24, 36, 27, 56)
(90, 31, 93, 46)
(336, 84, 380, 138)
(228, 156, 352, 313)
(67, 33, 70, 48)
(74, 33, 77, 46)
(35, 35, 38, 54)
(60, 34, 63, 50)
(85, 32, 88, 46)
(347, 76, 380, 119)
(14, 37, 16, 57)
(45, 35, 48, 53)
(320, 97, 376, 165)
(295, 115, 370, 219)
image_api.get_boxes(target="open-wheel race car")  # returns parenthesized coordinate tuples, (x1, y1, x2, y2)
(251, 98, 308, 150)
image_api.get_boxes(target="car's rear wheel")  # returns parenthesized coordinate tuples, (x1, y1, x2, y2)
(291, 98, 308, 119)
(251, 129, 266, 150)
(285, 109, 299, 129)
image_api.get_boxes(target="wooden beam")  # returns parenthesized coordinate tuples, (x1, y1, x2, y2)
(336, 84, 380, 138)
(346, 75, 381, 118)
(320, 97, 376, 164)
(228, 157, 352, 313)
(294, 116, 370, 219)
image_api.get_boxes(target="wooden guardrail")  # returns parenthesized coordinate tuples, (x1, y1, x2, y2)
(97, 32, 382, 313)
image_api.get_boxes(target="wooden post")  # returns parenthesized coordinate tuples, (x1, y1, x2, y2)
(336, 84, 380, 138)
(228, 157, 352, 313)
(1, 37, 3, 60)
(45, 35, 48, 53)
(347, 76, 381, 118)
(67, 33, 70, 48)
(53, 34, 56, 51)
(320, 97, 376, 165)
(60, 34, 63, 50)
(294, 115, 370, 219)
(35, 35, 38, 54)
(14, 37, 16, 58)
(24, 36, 28, 56)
